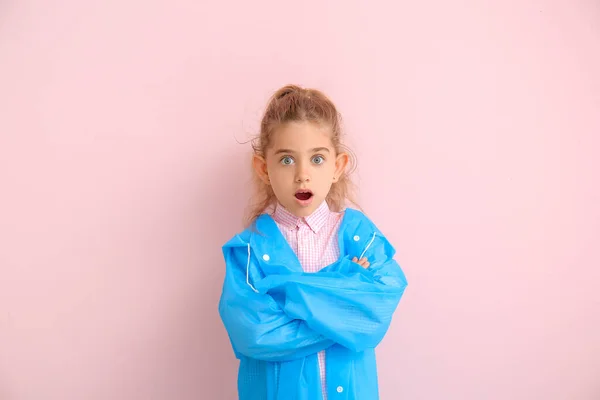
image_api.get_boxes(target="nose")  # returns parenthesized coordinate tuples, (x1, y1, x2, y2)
(295, 162, 310, 183)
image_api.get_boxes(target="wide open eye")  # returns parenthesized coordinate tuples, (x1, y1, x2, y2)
(311, 155, 325, 165)
(280, 156, 294, 165)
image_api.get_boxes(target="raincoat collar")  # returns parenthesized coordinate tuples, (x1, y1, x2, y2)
(250, 212, 303, 273)
(222, 207, 367, 274)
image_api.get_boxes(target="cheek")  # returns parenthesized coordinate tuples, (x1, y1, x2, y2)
(321, 164, 336, 177)
(315, 168, 334, 186)
(267, 165, 291, 182)
(265, 160, 280, 174)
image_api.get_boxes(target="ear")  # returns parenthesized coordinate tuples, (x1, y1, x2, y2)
(252, 154, 270, 185)
(333, 152, 349, 181)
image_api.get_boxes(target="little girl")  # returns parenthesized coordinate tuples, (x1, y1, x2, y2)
(218, 84, 407, 400)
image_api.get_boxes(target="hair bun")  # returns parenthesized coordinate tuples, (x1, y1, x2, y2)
(275, 84, 302, 100)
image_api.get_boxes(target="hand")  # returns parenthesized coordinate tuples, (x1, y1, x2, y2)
(352, 256, 370, 269)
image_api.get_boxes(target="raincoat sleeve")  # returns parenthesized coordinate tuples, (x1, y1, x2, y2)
(218, 242, 335, 362)
(254, 220, 407, 353)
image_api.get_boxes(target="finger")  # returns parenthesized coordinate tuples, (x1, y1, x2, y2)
(352, 257, 358, 262)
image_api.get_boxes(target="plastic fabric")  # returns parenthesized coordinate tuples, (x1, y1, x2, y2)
(219, 208, 407, 400)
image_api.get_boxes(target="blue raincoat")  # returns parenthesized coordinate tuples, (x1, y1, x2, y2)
(218, 208, 407, 400)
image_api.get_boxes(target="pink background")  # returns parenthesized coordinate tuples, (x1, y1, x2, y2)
(1, 1, 599, 399)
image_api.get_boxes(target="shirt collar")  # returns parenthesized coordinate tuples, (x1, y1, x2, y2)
(272, 200, 331, 233)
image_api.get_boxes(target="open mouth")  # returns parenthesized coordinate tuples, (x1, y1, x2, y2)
(295, 190, 313, 201)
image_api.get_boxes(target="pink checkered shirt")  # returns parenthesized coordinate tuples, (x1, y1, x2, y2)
(271, 200, 343, 400)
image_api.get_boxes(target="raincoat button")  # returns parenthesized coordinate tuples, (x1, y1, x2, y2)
(337, 386, 344, 393)
(262, 254, 270, 261)
(353, 235, 360, 241)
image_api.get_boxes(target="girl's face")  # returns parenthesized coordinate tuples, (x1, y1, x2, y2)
(253, 121, 349, 218)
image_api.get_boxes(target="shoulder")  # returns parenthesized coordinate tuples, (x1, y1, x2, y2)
(222, 225, 252, 250)
(341, 207, 380, 232)
(341, 208, 398, 262)
(342, 206, 395, 244)
(222, 213, 274, 249)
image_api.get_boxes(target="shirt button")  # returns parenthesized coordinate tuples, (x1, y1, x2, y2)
(353, 235, 360, 241)
(336, 386, 344, 393)
(262, 254, 270, 261)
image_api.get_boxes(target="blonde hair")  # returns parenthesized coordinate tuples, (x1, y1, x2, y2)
(245, 84, 359, 227)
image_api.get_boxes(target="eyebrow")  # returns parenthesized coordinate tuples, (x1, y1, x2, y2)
(274, 147, 331, 155)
